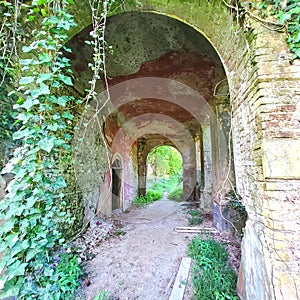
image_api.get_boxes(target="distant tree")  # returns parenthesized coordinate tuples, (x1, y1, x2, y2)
(147, 146, 182, 178)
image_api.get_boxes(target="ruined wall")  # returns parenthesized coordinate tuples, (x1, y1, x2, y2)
(234, 20, 300, 299)
(66, 2, 300, 297)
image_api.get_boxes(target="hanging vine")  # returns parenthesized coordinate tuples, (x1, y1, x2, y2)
(241, 0, 300, 59)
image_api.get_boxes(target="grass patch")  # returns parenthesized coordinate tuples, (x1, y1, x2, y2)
(133, 190, 163, 206)
(147, 176, 180, 193)
(147, 189, 163, 201)
(168, 186, 183, 201)
(188, 237, 238, 300)
(188, 210, 203, 226)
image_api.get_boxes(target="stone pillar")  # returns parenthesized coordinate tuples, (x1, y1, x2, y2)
(137, 139, 147, 197)
(201, 122, 213, 207)
(137, 159, 147, 197)
(181, 141, 197, 201)
(194, 133, 203, 203)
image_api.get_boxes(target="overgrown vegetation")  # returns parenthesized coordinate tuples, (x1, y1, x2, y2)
(133, 189, 162, 206)
(146, 146, 183, 201)
(0, 0, 84, 298)
(188, 237, 238, 300)
(188, 210, 203, 226)
(168, 186, 183, 202)
(241, 0, 300, 59)
(147, 146, 182, 179)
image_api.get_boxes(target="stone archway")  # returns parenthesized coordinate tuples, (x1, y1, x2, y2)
(65, 3, 300, 299)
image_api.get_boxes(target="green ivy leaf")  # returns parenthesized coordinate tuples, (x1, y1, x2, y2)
(39, 52, 52, 64)
(19, 59, 34, 66)
(58, 74, 72, 86)
(20, 98, 40, 110)
(37, 136, 56, 153)
(13, 128, 34, 140)
(62, 111, 74, 120)
(9, 261, 28, 276)
(37, 73, 53, 84)
(4, 234, 19, 249)
(29, 83, 50, 98)
(19, 76, 35, 85)
(0, 219, 15, 235)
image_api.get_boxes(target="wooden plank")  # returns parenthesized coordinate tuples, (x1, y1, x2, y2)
(175, 226, 217, 233)
(169, 257, 192, 300)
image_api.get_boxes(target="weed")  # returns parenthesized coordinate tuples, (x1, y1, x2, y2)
(133, 189, 162, 206)
(188, 210, 201, 217)
(188, 216, 203, 226)
(133, 196, 149, 206)
(147, 189, 163, 201)
(169, 186, 183, 201)
(113, 229, 126, 236)
(188, 237, 238, 299)
(93, 291, 111, 300)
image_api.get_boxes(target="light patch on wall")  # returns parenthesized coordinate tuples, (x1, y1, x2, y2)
(262, 139, 300, 179)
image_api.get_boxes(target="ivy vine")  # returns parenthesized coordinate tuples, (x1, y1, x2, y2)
(242, 0, 300, 59)
(0, 0, 83, 298)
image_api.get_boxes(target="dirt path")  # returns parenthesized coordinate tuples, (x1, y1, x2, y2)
(78, 196, 194, 300)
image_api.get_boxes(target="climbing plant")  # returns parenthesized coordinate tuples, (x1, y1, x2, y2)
(0, 1, 22, 168)
(0, 0, 83, 298)
(241, 0, 300, 59)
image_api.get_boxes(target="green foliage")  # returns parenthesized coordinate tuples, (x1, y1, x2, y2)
(0, 1, 82, 298)
(147, 146, 182, 179)
(148, 176, 181, 194)
(92, 291, 111, 300)
(21, 252, 82, 299)
(188, 237, 238, 300)
(147, 189, 163, 201)
(133, 195, 149, 205)
(254, 0, 300, 59)
(133, 189, 162, 206)
(225, 190, 247, 215)
(168, 186, 183, 202)
(188, 210, 203, 226)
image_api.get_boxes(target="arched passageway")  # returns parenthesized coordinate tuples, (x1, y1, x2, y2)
(66, 3, 300, 299)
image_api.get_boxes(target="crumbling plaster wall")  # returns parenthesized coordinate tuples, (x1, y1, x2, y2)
(66, 1, 300, 299)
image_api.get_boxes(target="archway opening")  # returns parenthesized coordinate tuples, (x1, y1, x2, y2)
(146, 145, 183, 201)
(112, 158, 122, 211)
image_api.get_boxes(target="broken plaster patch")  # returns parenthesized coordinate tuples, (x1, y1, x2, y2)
(262, 139, 300, 179)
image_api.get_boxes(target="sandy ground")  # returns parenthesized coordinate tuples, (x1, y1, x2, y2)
(75, 196, 195, 300)
(74, 195, 241, 300)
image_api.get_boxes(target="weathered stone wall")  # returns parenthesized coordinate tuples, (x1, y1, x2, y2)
(73, 102, 111, 221)
(234, 20, 300, 299)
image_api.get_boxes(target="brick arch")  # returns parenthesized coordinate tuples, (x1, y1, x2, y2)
(68, 3, 300, 299)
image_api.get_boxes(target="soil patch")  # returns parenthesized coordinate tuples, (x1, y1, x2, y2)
(74, 197, 241, 300)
